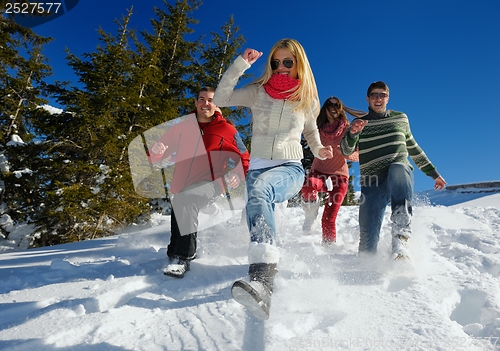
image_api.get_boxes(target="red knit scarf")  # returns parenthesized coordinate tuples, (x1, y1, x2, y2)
(321, 119, 348, 140)
(263, 74, 301, 100)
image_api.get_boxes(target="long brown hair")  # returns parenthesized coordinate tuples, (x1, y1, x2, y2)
(316, 96, 366, 130)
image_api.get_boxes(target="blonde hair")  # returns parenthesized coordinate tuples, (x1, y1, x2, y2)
(253, 39, 320, 116)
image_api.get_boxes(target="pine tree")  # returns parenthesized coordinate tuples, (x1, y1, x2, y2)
(136, 2, 247, 209)
(33, 8, 156, 245)
(1, 0, 250, 246)
(32, 1, 247, 245)
(143, 0, 202, 117)
(0, 5, 53, 240)
(194, 16, 244, 94)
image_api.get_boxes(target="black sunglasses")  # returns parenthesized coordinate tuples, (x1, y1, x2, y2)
(327, 98, 341, 109)
(270, 58, 294, 70)
(369, 92, 388, 99)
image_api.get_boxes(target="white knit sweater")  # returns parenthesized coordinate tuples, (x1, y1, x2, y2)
(213, 55, 324, 161)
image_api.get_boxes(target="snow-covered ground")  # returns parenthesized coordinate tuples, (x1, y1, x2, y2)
(1, 188, 500, 350)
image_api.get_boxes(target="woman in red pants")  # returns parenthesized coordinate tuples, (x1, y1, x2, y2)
(301, 96, 365, 244)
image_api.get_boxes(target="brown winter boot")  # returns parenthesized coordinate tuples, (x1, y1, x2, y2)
(232, 263, 277, 320)
(231, 242, 280, 320)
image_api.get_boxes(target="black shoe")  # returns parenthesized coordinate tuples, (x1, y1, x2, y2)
(163, 259, 190, 278)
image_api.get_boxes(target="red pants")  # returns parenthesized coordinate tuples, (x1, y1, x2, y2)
(301, 170, 348, 242)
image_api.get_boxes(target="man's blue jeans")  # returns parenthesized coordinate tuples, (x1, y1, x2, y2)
(358, 163, 414, 253)
(245, 162, 304, 244)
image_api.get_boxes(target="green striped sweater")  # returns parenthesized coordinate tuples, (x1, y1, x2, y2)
(340, 109, 440, 180)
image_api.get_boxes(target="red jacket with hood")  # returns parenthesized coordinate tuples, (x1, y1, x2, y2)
(148, 111, 249, 194)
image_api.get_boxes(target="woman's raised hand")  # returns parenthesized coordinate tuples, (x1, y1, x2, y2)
(242, 48, 263, 64)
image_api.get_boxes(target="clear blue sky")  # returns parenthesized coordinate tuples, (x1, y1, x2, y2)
(29, 0, 500, 191)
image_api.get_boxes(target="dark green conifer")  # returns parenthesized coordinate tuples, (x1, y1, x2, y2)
(0, 5, 52, 240)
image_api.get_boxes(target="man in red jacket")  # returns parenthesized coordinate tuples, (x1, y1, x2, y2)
(149, 87, 250, 278)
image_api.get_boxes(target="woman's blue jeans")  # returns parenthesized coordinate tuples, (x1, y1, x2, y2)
(245, 162, 304, 244)
(358, 163, 414, 253)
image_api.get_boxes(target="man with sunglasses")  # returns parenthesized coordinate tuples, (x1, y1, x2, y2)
(340, 81, 446, 260)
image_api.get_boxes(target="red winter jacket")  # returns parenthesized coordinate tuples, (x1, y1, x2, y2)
(148, 112, 249, 194)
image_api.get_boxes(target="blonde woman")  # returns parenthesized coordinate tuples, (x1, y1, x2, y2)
(214, 39, 333, 320)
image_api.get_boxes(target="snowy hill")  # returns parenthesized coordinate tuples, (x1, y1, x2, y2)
(1, 189, 500, 350)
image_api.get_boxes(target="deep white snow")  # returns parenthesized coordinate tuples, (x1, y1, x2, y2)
(1, 187, 500, 350)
